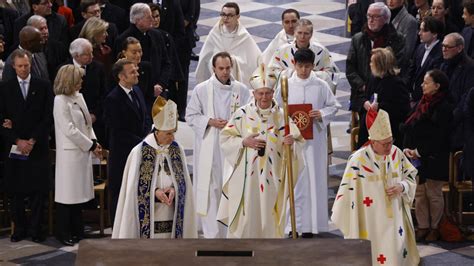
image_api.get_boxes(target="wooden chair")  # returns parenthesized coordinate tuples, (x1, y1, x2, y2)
(451, 151, 473, 225)
(93, 149, 109, 235)
(350, 127, 359, 152)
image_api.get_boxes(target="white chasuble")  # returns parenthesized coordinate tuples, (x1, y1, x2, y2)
(260, 30, 294, 66)
(217, 101, 305, 238)
(112, 134, 197, 239)
(269, 41, 339, 91)
(331, 145, 419, 266)
(277, 72, 340, 233)
(186, 75, 250, 238)
(195, 21, 261, 88)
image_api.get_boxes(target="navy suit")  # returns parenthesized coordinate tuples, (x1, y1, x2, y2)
(461, 26, 473, 59)
(408, 41, 443, 102)
(0, 76, 53, 238)
(103, 85, 151, 222)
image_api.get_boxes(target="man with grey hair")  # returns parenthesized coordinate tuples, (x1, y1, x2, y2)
(115, 3, 171, 105)
(27, 15, 67, 81)
(440, 32, 474, 151)
(269, 18, 339, 91)
(67, 38, 107, 148)
(346, 2, 404, 134)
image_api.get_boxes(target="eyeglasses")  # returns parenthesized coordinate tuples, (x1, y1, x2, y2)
(442, 44, 458, 49)
(220, 12, 236, 18)
(366, 14, 383, 20)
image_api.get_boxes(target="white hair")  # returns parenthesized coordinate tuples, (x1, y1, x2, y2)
(69, 38, 92, 57)
(369, 2, 391, 24)
(27, 15, 46, 26)
(129, 3, 150, 24)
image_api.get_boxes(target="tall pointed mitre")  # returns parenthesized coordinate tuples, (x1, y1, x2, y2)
(152, 96, 177, 131)
(249, 63, 278, 90)
(366, 108, 392, 141)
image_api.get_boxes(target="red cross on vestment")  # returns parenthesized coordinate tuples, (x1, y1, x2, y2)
(363, 197, 373, 207)
(377, 254, 386, 264)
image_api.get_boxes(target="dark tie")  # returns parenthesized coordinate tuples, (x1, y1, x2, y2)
(129, 89, 141, 111)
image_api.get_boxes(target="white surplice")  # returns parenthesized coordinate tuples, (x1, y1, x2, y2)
(276, 72, 340, 233)
(185, 75, 250, 238)
(112, 134, 197, 239)
(195, 21, 261, 88)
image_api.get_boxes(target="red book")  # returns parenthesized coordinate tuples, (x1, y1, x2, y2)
(288, 104, 313, 140)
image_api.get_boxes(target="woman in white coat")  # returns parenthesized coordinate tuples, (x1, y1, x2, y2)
(53, 65, 102, 246)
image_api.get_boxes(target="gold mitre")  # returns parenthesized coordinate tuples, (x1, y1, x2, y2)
(367, 109, 392, 141)
(249, 63, 278, 90)
(152, 96, 177, 131)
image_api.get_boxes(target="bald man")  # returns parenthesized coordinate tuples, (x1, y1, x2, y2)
(2, 26, 49, 81)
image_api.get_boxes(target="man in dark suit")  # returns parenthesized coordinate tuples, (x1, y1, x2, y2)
(98, 0, 128, 34)
(70, 0, 118, 50)
(2, 26, 49, 81)
(115, 3, 171, 95)
(13, 0, 69, 49)
(0, 5, 19, 58)
(461, 1, 474, 59)
(68, 38, 107, 145)
(408, 16, 444, 102)
(27, 15, 68, 82)
(0, 49, 53, 243)
(104, 58, 151, 224)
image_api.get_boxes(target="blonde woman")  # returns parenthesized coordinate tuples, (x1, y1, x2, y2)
(53, 65, 102, 246)
(79, 17, 112, 74)
(357, 47, 410, 148)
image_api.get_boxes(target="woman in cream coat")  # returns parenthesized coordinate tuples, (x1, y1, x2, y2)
(53, 65, 102, 246)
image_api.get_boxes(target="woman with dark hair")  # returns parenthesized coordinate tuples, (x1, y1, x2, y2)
(431, 0, 460, 35)
(117, 37, 161, 113)
(402, 69, 453, 242)
(357, 47, 410, 148)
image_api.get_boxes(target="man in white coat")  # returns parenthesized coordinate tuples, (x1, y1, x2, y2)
(195, 2, 261, 88)
(260, 9, 300, 65)
(112, 97, 197, 239)
(276, 48, 340, 237)
(186, 52, 250, 238)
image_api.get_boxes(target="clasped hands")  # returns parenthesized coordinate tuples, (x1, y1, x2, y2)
(155, 187, 175, 206)
(3, 119, 35, 155)
(208, 118, 228, 129)
(243, 133, 294, 150)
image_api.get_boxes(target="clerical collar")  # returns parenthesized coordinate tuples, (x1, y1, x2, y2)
(286, 34, 295, 43)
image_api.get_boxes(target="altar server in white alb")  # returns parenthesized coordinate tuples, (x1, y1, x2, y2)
(332, 109, 419, 266)
(269, 18, 339, 91)
(260, 9, 300, 65)
(276, 48, 340, 237)
(195, 2, 261, 88)
(112, 97, 197, 239)
(217, 64, 305, 238)
(186, 52, 250, 238)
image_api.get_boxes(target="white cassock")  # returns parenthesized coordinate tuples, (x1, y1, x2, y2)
(217, 101, 305, 238)
(112, 134, 197, 239)
(269, 41, 339, 91)
(185, 75, 250, 238)
(195, 21, 261, 88)
(260, 30, 294, 66)
(277, 71, 341, 233)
